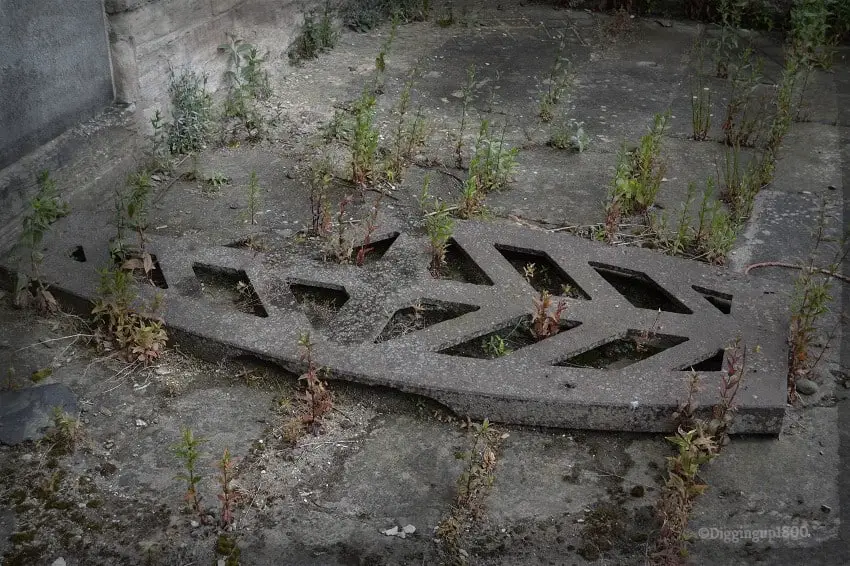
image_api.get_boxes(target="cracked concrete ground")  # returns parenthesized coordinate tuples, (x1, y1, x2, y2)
(1, 2, 848, 565)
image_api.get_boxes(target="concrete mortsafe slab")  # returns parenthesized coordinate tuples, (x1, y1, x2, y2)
(28, 221, 790, 434)
(0, 383, 78, 445)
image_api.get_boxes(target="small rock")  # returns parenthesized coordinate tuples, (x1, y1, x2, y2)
(821, 505, 831, 513)
(843, 381, 849, 389)
(630, 485, 645, 498)
(796, 379, 818, 396)
(190, 520, 200, 528)
(402, 524, 416, 535)
(381, 526, 399, 537)
(135, 418, 148, 427)
(51, 559, 66, 566)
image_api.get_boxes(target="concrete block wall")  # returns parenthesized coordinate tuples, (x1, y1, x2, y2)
(0, 0, 114, 170)
(105, 0, 316, 127)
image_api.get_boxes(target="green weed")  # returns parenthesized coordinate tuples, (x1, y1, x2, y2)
(538, 34, 574, 122)
(420, 175, 454, 273)
(167, 70, 213, 155)
(455, 65, 476, 169)
(288, 4, 338, 64)
(351, 91, 380, 185)
(244, 171, 262, 225)
(610, 111, 669, 215)
(173, 427, 206, 514)
(14, 171, 69, 312)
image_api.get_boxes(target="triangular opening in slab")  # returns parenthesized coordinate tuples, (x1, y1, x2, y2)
(375, 300, 480, 343)
(556, 330, 688, 370)
(288, 279, 349, 329)
(352, 231, 399, 265)
(192, 263, 267, 317)
(495, 244, 590, 299)
(680, 349, 725, 372)
(439, 315, 581, 360)
(69, 245, 87, 262)
(692, 285, 732, 314)
(434, 239, 493, 285)
(590, 262, 691, 314)
(120, 253, 168, 289)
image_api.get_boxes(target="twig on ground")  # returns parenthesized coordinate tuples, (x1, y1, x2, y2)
(745, 261, 850, 283)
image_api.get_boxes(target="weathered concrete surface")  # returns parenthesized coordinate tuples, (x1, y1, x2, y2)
(15, 211, 791, 433)
(0, 3, 847, 564)
(0, 0, 113, 169)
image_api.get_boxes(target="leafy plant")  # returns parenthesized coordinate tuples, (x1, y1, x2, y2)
(691, 82, 712, 141)
(297, 332, 333, 434)
(373, 17, 398, 93)
(721, 48, 771, 148)
(420, 175, 454, 273)
(789, 0, 837, 69)
(14, 170, 69, 312)
(466, 121, 518, 193)
(220, 36, 274, 143)
(549, 117, 589, 152)
(483, 335, 511, 358)
(351, 91, 380, 186)
(538, 34, 574, 122)
(610, 111, 668, 216)
(308, 157, 334, 236)
(216, 447, 241, 528)
(148, 110, 172, 172)
(173, 427, 206, 514)
(46, 407, 84, 456)
(386, 69, 428, 181)
(531, 290, 566, 340)
(719, 143, 760, 222)
(91, 267, 167, 363)
(167, 70, 213, 155)
(355, 194, 383, 266)
(323, 195, 354, 262)
(288, 4, 338, 64)
(653, 339, 748, 563)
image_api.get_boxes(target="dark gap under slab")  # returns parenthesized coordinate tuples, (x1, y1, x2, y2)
(590, 262, 692, 314)
(495, 243, 591, 299)
(556, 330, 689, 370)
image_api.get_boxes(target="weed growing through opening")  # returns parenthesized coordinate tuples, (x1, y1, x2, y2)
(531, 290, 567, 340)
(351, 90, 380, 186)
(355, 194, 383, 266)
(308, 157, 334, 236)
(91, 267, 167, 363)
(419, 175, 454, 274)
(437, 418, 504, 565)
(173, 427, 206, 515)
(297, 332, 333, 435)
(167, 70, 213, 155)
(609, 111, 669, 216)
(14, 170, 69, 312)
(653, 339, 749, 563)
(483, 335, 511, 358)
(538, 34, 574, 122)
(787, 205, 847, 400)
(323, 195, 355, 262)
(216, 447, 241, 528)
(549, 115, 589, 152)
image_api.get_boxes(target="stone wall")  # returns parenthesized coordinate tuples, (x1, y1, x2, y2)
(0, 0, 114, 169)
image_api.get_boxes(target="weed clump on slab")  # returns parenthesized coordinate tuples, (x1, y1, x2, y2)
(420, 175, 455, 274)
(608, 111, 669, 218)
(14, 170, 68, 313)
